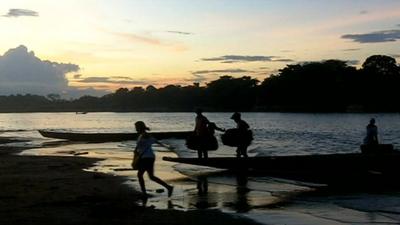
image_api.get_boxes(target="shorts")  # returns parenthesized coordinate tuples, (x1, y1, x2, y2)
(138, 157, 155, 171)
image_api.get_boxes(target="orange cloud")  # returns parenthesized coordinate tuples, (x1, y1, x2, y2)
(108, 31, 188, 52)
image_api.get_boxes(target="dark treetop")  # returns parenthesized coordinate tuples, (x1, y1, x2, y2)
(1, 55, 399, 113)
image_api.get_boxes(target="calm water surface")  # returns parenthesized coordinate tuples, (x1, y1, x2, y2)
(1, 112, 399, 155)
(2, 112, 400, 225)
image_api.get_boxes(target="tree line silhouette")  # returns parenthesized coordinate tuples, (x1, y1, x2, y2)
(0, 55, 399, 112)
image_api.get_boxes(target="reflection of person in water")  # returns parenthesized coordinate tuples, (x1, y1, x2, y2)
(134, 121, 173, 198)
(231, 112, 251, 158)
(234, 173, 250, 213)
(364, 118, 378, 145)
(197, 176, 208, 195)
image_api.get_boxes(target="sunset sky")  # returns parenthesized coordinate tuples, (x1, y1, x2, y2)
(0, 0, 400, 97)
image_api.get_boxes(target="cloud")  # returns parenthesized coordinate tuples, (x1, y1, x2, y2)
(76, 76, 149, 85)
(272, 58, 294, 62)
(298, 59, 360, 66)
(73, 74, 82, 79)
(112, 76, 134, 79)
(359, 10, 368, 15)
(341, 29, 400, 43)
(346, 60, 360, 66)
(186, 69, 253, 83)
(200, 55, 294, 64)
(109, 31, 188, 51)
(166, 30, 193, 35)
(201, 55, 275, 63)
(2, 9, 38, 17)
(0, 45, 107, 97)
(184, 74, 207, 83)
(192, 69, 251, 75)
(342, 48, 361, 51)
(111, 31, 161, 45)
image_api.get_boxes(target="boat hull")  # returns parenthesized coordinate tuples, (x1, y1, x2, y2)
(39, 130, 192, 142)
(163, 153, 400, 184)
(164, 153, 400, 171)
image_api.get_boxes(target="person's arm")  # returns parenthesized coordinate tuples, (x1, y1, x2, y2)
(194, 117, 199, 132)
(155, 139, 175, 151)
(134, 145, 139, 153)
(238, 120, 249, 130)
(243, 121, 250, 130)
(203, 116, 210, 126)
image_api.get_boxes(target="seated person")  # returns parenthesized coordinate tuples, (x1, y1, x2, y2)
(364, 118, 378, 145)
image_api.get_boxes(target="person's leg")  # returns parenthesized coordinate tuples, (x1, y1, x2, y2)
(197, 149, 203, 158)
(137, 169, 147, 195)
(147, 159, 173, 196)
(236, 147, 240, 158)
(237, 145, 248, 158)
(203, 150, 208, 159)
(241, 145, 248, 158)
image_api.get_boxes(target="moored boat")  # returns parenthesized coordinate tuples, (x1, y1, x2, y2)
(164, 152, 400, 172)
(163, 151, 400, 184)
(39, 129, 192, 142)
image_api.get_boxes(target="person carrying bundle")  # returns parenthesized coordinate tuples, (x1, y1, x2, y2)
(186, 109, 224, 158)
(231, 112, 251, 158)
(222, 112, 253, 158)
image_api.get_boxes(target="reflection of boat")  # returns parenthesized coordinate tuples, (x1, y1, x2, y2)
(75, 112, 88, 114)
(163, 151, 400, 184)
(39, 130, 192, 142)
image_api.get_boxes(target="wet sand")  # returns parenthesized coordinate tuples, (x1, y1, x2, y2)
(3, 135, 400, 225)
(0, 138, 261, 225)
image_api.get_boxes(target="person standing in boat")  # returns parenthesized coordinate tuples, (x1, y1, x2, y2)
(193, 108, 211, 158)
(364, 118, 378, 145)
(133, 121, 173, 198)
(231, 112, 251, 158)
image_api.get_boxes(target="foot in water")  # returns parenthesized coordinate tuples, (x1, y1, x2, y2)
(167, 186, 174, 197)
(140, 193, 153, 200)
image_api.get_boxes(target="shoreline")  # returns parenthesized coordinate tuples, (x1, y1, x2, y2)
(0, 138, 261, 225)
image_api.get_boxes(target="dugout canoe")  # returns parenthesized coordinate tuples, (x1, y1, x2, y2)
(39, 129, 192, 142)
(164, 153, 400, 187)
(163, 151, 400, 178)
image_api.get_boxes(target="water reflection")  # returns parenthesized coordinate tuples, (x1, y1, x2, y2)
(2, 112, 400, 156)
(232, 173, 251, 213)
(197, 176, 208, 195)
(191, 173, 252, 213)
(191, 175, 217, 209)
(139, 196, 174, 210)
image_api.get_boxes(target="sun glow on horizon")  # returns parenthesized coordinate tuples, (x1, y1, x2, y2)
(0, 0, 400, 96)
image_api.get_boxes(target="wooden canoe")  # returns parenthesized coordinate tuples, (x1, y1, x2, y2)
(163, 152, 400, 184)
(39, 129, 192, 142)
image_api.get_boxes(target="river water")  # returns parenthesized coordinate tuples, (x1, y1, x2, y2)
(1, 112, 400, 224)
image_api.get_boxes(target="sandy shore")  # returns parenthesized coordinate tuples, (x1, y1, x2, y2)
(0, 138, 261, 225)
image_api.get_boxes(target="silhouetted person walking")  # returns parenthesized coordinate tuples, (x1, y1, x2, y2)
(231, 112, 251, 158)
(194, 109, 210, 158)
(133, 121, 173, 198)
(364, 118, 378, 145)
